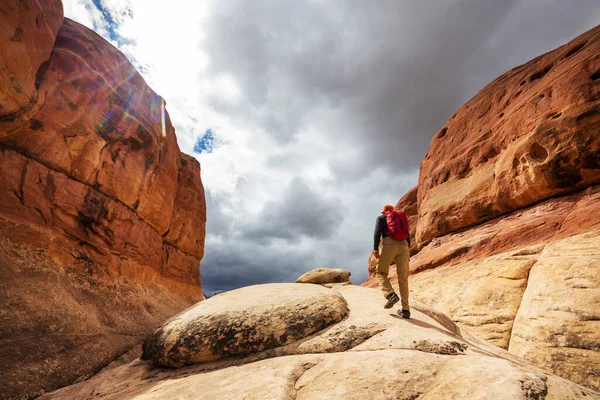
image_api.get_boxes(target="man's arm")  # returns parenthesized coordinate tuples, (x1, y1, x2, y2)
(373, 215, 384, 251)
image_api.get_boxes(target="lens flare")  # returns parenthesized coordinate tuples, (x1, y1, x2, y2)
(161, 97, 166, 137)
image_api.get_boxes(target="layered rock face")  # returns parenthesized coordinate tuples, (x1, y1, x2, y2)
(416, 26, 600, 246)
(0, 1, 205, 398)
(364, 24, 600, 391)
(43, 285, 599, 399)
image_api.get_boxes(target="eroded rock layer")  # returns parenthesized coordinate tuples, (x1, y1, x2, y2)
(416, 25, 600, 246)
(365, 23, 600, 391)
(0, 2, 205, 398)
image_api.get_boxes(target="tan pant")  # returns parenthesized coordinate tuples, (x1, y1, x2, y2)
(376, 236, 410, 311)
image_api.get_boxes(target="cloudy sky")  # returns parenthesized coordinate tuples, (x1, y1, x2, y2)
(63, 0, 599, 294)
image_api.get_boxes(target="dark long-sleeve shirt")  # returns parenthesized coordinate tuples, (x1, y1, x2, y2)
(373, 214, 410, 250)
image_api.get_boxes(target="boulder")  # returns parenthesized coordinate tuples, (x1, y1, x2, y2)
(43, 285, 600, 399)
(142, 283, 349, 367)
(296, 268, 351, 284)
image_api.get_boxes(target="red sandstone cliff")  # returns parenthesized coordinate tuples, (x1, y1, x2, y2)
(0, 1, 206, 398)
(365, 24, 600, 390)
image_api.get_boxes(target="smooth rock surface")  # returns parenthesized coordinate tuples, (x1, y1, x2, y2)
(142, 283, 349, 367)
(509, 230, 600, 391)
(408, 248, 536, 349)
(44, 286, 600, 399)
(296, 268, 351, 284)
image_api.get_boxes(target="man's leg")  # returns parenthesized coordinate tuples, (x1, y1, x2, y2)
(394, 240, 410, 311)
(376, 238, 397, 298)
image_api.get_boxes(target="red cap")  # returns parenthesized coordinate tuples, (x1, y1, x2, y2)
(381, 204, 394, 214)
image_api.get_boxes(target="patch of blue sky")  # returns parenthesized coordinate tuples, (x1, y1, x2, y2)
(90, 0, 133, 46)
(194, 129, 215, 154)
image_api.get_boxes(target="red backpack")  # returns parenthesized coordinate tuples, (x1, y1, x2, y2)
(386, 210, 409, 241)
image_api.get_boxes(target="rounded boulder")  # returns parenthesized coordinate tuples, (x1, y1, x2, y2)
(142, 283, 348, 367)
(296, 268, 351, 284)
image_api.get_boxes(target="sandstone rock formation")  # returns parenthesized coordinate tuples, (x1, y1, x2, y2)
(0, 0, 63, 118)
(296, 267, 352, 284)
(0, 1, 206, 398)
(42, 285, 600, 399)
(364, 24, 600, 391)
(416, 26, 600, 246)
(142, 284, 349, 367)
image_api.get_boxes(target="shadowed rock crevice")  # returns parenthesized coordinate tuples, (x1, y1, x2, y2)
(505, 255, 536, 349)
(290, 361, 321, 400)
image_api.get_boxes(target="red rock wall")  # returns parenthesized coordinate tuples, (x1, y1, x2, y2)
(416, 25, 600, 246)
(0, 2, 206, 398)
(0, 0, 63, 117)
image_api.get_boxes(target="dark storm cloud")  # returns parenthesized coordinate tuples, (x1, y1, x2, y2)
(200, 233, 326, 294)
(201, 0, 599, 174)
(197, 0, 599, 294)
(242, 177, 344, 244)
(200, 246, 300, 294)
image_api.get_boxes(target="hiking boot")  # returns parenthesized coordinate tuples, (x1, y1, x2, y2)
(398, 309, 411, 319)
(384, 292, 399, 309)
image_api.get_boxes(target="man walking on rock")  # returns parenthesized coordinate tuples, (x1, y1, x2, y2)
(373, 204, 411, 319)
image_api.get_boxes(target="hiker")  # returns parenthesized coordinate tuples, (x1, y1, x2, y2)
(373, 204, 411, 319)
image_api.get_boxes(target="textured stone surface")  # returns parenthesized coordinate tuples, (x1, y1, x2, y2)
(164, 154, 206, 259)
(407, 247, 537, 348)
(0, 3, 206, 398)
(409, 185, 600, 277)
(416, 25, 600, 246)
(142, 283, 349, 367)
(44, 286, 600, 399)
(509, 230, 600, 391)
(0, 18, 184, 235)
(296, 268, 351, 284)
(0, 0, 63, 118)
(0, 219, 200, 399)
(364, 185, 600, 390)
